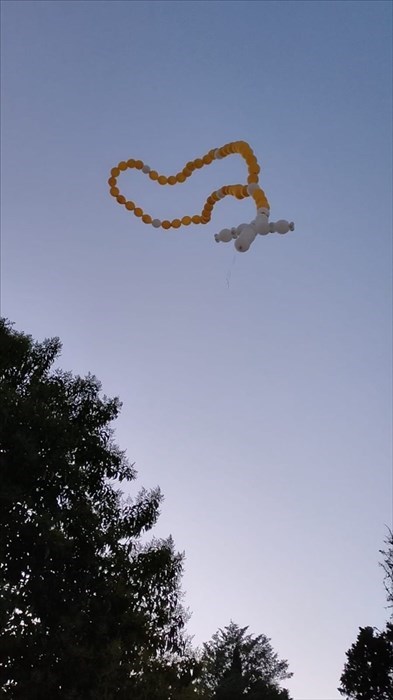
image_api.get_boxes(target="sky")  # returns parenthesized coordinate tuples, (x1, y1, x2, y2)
(1, 1, 392, 697)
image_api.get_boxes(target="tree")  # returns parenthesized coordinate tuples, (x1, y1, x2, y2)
(214, 645, 245, 699)
(380, 528, 393, 614)
(195, 621, 293, 699)
(0, 319, 196, 699)
(338, 533, 393, 699)
(338, 624, 393, 700)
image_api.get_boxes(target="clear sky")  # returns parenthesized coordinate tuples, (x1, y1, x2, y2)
(1, 1, 392, 697)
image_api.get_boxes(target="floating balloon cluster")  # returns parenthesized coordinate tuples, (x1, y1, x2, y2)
(108, 141, 294, 253)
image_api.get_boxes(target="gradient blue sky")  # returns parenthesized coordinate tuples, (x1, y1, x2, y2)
(1, 1, 392, 697)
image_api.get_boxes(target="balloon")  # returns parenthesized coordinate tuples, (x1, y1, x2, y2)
(253, 214, 269, 235)
(235, 225, 257, 253)
(217, 228, 232, 243)
(274, 220, 290, 234)
(108, 140, 295, 253)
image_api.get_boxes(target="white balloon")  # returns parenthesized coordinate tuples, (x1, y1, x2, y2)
(235, 238, 250, 252)
(275, 219, 290, 234)
(235, 225, 256, 253)
(253, 214, 269, 235)
(152, 219, 161, 228)
(236, 223, 248, 235)
(218, 228, 232, 242)
(242, 224, 257, 242)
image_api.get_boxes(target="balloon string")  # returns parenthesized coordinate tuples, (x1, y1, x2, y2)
(226, 252, 236, 289)
(107, 141, 270, 231)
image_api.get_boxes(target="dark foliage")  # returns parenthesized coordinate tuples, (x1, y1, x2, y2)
(380, 529, 393, 614)
(339, 533, 393, 699)
(195, 621, 292, 699)
(338, 624, 393, 700)
(0, 319, 195, 699)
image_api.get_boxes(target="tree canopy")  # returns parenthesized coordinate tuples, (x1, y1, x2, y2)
(338, 624, 393, 700)
(0, 318, 194, 699)
(338, 531, 393, 699)
(195, 621, 292, 699)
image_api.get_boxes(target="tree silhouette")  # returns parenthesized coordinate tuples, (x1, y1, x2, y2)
(0, 319, 195, 699)
(339, 532, 393, 699)
(338, 624, 393, 700)
(214, 645, 245, 699)
(380, 528, 393, 614)
(195, 621, 292, 699)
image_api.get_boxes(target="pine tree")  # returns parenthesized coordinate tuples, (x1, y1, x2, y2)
(195, 621, 292, 699)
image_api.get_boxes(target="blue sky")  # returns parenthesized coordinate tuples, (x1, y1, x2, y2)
(1, 1, 392, 697)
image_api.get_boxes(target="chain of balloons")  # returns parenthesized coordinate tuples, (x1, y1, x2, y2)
(108, 140, 294, 252)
